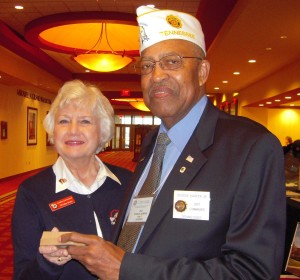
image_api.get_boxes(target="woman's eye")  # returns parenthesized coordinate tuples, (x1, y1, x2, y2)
(58, 119, 68, 124)
(80, 119, 91, 124)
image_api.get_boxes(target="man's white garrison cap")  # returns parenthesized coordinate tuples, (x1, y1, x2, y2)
(136, 5, 206, 54)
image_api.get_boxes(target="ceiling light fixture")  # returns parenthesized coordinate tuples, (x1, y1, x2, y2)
(74, 23, 132, 72)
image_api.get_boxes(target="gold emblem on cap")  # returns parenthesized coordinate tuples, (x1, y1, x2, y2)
(166, 15, 182, 29)
(175, 200, 187, 212)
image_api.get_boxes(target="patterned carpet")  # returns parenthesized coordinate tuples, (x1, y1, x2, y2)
(0, 151, 136, 280)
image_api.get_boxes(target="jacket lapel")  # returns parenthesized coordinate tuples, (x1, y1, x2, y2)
(136, 100, 220, 251)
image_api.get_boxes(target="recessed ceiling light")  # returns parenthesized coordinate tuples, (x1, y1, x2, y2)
(285, 96, 292, 99)
(266, 102, 272, 104)
(297, 93, 300, 96)
(15, 5, 24, 9)
(275, 99, 281, 102)
(290, 104, 295, 106)
(259, 104, 264, 107)
(222, 81, 228, 84)
(233, 72, 240, 75)
(280, 35, 287, 39)
(214, 87, 220, 90)
(85, 69, 90, 72)
(265, 47, 272, 51)
(248, 59, 256, 63)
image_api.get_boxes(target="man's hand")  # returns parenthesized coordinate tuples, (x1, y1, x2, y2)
(60, 232, 125, 280)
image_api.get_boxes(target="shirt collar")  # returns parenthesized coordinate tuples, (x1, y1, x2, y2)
(53, 156, 121, 194)
(160, 95, 207, 152)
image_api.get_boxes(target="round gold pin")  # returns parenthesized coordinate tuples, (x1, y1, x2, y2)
(175, 200, 187, 212)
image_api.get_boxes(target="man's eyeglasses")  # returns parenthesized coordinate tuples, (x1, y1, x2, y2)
(134, 55, 203, 75)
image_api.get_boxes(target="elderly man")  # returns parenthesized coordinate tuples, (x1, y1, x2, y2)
(53, 6, 286, 280)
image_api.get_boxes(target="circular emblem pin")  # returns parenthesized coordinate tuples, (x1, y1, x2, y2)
(166, 15, 182, 29)
(175, 200, 187, 212)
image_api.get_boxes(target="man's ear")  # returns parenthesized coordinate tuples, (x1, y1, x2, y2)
(198, 60, 210, 86)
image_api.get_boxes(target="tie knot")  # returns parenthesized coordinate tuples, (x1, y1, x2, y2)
(157, 133, 171, 146)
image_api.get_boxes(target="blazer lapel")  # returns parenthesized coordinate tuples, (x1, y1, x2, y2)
(136, 100, 220, 251)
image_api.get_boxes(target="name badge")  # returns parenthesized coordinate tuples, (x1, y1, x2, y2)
(49, 195, 75, 212)
(127, 196, 154, 224)
(173, 190, 210, 220)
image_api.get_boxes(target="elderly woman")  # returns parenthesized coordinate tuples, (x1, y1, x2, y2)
(12, 80, 132, 280)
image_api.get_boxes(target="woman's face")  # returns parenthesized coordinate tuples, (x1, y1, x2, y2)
(53, 102, 101, 164)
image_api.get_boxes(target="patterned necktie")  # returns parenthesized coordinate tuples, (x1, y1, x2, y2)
(117, 133, 171, 252)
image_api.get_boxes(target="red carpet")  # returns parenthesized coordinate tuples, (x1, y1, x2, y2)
(0, 151, 136, 280)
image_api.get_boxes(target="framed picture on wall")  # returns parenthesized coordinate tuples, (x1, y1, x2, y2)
(27, 107, 38, 145)
(1, 121, 8, 139)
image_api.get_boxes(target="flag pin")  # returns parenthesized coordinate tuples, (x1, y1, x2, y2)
(186, 155, 194, 163)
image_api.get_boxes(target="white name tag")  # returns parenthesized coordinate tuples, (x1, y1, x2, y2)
(173, 190, 210, 220)
(127, 196, 154, 223)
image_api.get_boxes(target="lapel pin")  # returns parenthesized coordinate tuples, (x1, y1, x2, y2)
(59, 178, 67, 184)
(186, 155, 194, 163)
(180, 166, 186, 173)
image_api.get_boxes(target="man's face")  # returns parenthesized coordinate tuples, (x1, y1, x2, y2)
(141, 39, 210, 129)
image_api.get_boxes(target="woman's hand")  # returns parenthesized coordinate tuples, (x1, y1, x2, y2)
(39, 227, 72, 266)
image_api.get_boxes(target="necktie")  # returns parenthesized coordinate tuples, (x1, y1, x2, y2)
(117, 133, 171, 252)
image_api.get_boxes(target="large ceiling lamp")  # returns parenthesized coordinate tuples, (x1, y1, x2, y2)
(24, 12, 140, 72)
(75, 53, 132, 72)
(74, 23, 132, 72)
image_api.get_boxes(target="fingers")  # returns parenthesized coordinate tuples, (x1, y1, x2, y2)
(39, 245, 58, 254)
(41, 248, 72, 266)
(39, 245, 69, 256)
(60, 232, 99, 245)
(45, 254, 72, 266)
(55, 255, 72, 265)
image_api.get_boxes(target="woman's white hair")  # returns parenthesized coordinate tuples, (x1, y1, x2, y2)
(43, 79, 114, 154)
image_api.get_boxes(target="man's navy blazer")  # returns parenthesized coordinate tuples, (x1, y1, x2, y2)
(113, 100, 286, 280)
